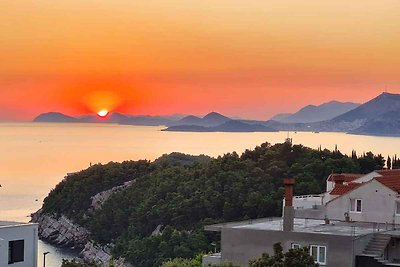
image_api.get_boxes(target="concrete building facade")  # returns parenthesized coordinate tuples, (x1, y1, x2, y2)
(0, 222, 38, 267)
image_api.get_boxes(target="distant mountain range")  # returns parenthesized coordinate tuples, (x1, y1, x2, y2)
(270, 101, 360, 123)
(322, 93, 400, 135)
(168, 112, 232, 127)
(265, 92, 400, 136)
(33, 93, 400, 136)
(164, 120, 276, 132)
(34, 112, 186, 126)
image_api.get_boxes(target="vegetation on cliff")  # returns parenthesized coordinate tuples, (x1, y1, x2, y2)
(43, 143, 385, 267)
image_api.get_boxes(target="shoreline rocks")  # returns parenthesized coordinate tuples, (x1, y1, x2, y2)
(32, 210, 132, 267)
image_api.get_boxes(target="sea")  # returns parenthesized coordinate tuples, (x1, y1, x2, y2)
(2, 122, 400, 265)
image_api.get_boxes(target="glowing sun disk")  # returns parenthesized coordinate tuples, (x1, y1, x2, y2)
(97, 109, 109, 117)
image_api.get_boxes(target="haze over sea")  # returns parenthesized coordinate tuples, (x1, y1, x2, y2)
(2, 122, 400, 264)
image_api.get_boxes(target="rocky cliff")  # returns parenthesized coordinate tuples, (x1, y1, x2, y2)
(31, 180, 136, 267)
(31, 210, 89, 249)
(32, 209, 133, 267)
(90, 180, 135, 211)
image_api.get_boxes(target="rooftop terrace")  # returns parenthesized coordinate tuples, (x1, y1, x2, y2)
(206, 217, 397, 237)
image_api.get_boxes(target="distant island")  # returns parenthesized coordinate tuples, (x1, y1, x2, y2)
(270, 100, 360, 123)
(33, 112, 187, 126)
(163, 120, 277, 132)
(33, 111, 277, 132)
(265, 92, 400, 136)
(33, 92, 400, 136)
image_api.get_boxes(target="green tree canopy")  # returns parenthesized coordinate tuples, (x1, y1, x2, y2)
(43, 143, 384, 267)
(249, 243, 318, 267)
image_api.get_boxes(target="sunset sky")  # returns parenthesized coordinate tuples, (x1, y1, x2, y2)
(1, 0, 399, 121)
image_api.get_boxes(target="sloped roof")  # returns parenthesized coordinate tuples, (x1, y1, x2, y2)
(376, 169, 400, 176)
(327, 173, 363, 182)
(330, 182, 363, 195)
(375, 176, 400, 193)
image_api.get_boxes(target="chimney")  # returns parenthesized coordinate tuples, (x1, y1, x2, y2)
(283, 178, 295, 231)
(333, 175, 345, 185)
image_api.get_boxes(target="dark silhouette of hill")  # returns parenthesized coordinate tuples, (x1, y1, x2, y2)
(164, 120, 276, 132)
(33, 93, 400, 136)
(266, 93, 400, 136)
(33, 112, 185, 126)
(33, 112, 79, 123)
(167, 112, 231, 127)
(271, 101, 359, 123)
(270, 113, 292, 121)
(326, 93, 400, 135)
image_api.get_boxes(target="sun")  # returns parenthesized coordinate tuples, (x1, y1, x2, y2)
(97, 109, 109, 117)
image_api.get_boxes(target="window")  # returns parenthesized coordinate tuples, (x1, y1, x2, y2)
(310, 245, 326, 265)
(396, 201, 400, 215)
(350, 199, 362, 213)
(291, 243, 301, 249)
(8, 240, 24, 264)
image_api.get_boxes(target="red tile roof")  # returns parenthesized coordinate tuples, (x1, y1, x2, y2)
(327, 173, 363, 182)
(376, 169, 400, 176)
(375, 176, 400, 193)
(330, 183, 363, 195)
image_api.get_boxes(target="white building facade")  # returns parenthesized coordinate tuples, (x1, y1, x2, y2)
(0, 222, 38, 267)
(326, 179, 400, 224)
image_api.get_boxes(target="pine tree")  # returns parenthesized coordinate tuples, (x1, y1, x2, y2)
(387, 156, 392, 170)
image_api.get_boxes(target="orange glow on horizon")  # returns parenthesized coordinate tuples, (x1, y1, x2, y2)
(0, 1, 400, 121)
(84, 90, 120, 114)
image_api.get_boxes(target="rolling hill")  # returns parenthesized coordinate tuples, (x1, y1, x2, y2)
(33, 112, 185, 126)
(164, 120, 276, 132)
(33, 112, 79, 123)
(167, 112, 232, 127)
(325, 93, 400, 135)
(33, 93, 400, 136)
(271, 101, 360, 123)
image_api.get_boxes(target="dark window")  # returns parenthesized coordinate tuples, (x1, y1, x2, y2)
(8, 240, 24, 264)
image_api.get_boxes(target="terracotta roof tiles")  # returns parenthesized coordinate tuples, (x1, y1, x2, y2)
(375, 176, 400, 193)
(327, 173, 363, 182)
(330, 183, 362, 196)
(376, 169, 400, 176)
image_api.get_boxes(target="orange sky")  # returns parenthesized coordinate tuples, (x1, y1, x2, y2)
(1, 0, 400, 120)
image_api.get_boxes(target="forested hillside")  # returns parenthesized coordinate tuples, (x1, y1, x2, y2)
(42, 142, 385, 267)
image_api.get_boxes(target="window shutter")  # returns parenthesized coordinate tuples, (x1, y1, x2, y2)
(8, 240, 24, 263)
(13, 240, 24, 262)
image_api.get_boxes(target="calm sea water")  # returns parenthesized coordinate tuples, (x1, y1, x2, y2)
(2, 122, 400, 265)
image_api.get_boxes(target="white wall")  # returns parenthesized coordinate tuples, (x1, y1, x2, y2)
(326, 180, 400, 224)
(0, 223, 38, 267)
(292, 195, 324, 210)
(326, 180, 334, 192)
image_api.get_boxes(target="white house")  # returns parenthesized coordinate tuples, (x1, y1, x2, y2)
(0, 221, 38, 267)
(294, 169, 400, 214)
(326, 177, 400, 224)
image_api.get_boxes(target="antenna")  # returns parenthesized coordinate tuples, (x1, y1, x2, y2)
(285, 131, 292, 144)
